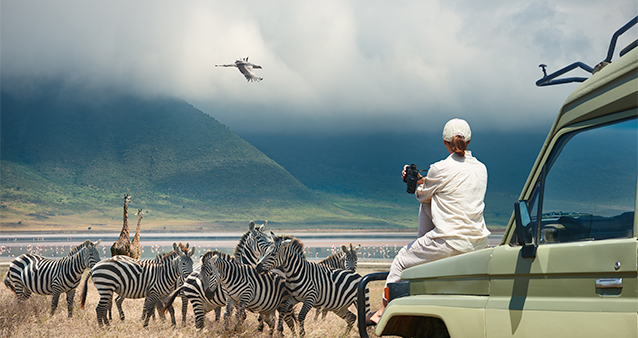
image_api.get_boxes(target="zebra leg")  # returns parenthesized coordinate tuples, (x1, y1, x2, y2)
(180, 292, 188, 326)
(213, 306, 221, 321)
(234, 302, 247, 332)
(262, 312, 276, 336)
(50, 289, 62, 316)
(96, 294, 112, 327)
(321, 308, 329, 320)
(159, 298, 176, 326)
(276, 298, 295, 333)
(191, 300, 206, 329)
(257, 314, 264, 332)
(66, 289, 76, 318)
(297, 299, 316, 338)
(115, 295, 125, 321)
(223, 302, 233, 330)
(142, 296, 159, 327)
(333, 308, 356, 337)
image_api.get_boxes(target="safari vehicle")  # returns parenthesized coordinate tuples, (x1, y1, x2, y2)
(358, 17, 638, 338)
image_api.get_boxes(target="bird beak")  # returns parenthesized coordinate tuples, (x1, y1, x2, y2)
(255, 65, 262, 69)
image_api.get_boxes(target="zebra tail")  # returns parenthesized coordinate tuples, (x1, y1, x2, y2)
(160, 286, 182, 316)
(79, 271, 92, 309)
(3, 269, 16, 295)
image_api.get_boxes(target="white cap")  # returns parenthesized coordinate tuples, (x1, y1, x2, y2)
(442, 118, 471, 142)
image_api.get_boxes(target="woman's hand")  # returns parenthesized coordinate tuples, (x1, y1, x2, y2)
(403, 164, 425, 185)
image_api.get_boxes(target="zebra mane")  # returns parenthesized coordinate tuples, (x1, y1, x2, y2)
(319, 251, 343, 264)
(67, 239, 92, 256)
(202, 250, 233, 263)
(160, 250, 178, 262)
(277, 235, 304, 257)
(232, 231, 251, 258)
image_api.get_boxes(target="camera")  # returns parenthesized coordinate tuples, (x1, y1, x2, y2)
(403, 164, 421, 194)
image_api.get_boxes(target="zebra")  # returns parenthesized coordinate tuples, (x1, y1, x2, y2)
(108, 244, 193, 325)
(256, 235, 370, 337)
(319, 243, 360, 271)
(3, 239, 102, 317)
(161, 251, 228, 329)
(314, 242, 360, 320)
(202, 250, 296, 336)
(80, 242, 194, 327)
(161, 221, 277, 330)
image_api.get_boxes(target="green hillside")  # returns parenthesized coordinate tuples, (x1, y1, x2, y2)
(1, 82, 397, 232)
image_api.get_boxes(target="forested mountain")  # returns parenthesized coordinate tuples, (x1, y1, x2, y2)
(0, 81, 357, 231)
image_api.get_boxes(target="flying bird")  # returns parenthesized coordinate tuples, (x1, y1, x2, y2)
(216, 57, 263, 82)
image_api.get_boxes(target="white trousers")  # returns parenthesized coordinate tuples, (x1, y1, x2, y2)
(385, 203, 463, 291)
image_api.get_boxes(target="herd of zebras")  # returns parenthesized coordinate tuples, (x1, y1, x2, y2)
(3, 221, 369, 337)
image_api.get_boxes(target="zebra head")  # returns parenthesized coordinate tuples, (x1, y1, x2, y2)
(249, 220, 274, 256)
(79, 239, 102, 268)
(255, 234, 292, 274)
(341, 243, 360, 271)
(172, 242, 195, 279)
(200, 251, 221, 294)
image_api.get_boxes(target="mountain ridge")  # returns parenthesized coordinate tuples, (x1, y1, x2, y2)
(1, 81, 379, 231)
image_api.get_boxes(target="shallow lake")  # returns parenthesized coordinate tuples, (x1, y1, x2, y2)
(0, 231, 503, 262)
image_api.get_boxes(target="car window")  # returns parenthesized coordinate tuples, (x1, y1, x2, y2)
(519, 117, 636, 245)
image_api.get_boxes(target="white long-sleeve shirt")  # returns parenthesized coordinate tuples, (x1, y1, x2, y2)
(415, 151, 490, 252)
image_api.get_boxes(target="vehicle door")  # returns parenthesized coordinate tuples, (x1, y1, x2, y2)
(485, 115, 637, 337)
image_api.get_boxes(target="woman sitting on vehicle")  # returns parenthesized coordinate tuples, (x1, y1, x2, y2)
(367, 118, 491, 325)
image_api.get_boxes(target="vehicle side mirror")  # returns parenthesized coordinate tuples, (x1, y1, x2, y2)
(514, 200, 537, 258)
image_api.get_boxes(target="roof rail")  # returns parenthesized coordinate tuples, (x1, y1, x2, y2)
(536, 16, 637, 87)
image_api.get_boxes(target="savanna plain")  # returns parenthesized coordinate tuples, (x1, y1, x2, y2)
(0, 266, 389, 338)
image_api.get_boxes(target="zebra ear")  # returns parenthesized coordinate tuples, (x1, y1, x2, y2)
(173, 243, 180, 254)
(355, 244, 361, 251)
(342, 245, 348, 253)
(249, 221, 255, 231)
(94, 239, 102, 246)
(188, 246, 195, 257)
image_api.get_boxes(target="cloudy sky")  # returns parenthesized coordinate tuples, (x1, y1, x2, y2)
(2, 0, 636, 134)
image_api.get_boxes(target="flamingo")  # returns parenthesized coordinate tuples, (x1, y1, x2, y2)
(216, 57, 263, 82)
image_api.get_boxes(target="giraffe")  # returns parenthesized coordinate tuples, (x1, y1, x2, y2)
(130, 209, 143, 259)
(111, 194, 133, 257)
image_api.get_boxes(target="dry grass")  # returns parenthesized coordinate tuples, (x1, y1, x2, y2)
(0, 267, 388, 338)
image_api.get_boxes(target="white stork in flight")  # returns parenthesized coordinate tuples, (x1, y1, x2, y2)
(215, 57, 263, 82)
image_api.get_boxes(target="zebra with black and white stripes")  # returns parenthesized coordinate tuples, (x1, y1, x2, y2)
(3, 239, 102, 317)
(314, 242, 360, 320)
(162, 221, 276, 330)
(108, 244, 192, 326)
(162, 251, 227, 329)
(80, 242, 194, 327)
(256, 235, 371, 337)
(319, 243, 360, 271)
(202, 250, 296, 336)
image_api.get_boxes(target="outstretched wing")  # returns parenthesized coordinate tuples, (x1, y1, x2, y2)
(237, 63, 263, 82)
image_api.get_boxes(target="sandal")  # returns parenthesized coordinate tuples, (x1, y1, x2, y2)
(365, 313, 378, 326)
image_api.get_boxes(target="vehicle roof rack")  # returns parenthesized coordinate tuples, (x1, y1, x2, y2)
(536, 16, 637, 87)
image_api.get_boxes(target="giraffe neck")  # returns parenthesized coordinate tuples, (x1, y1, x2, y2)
(118, 198, 130, 242)
(132, 214, 142, 243)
